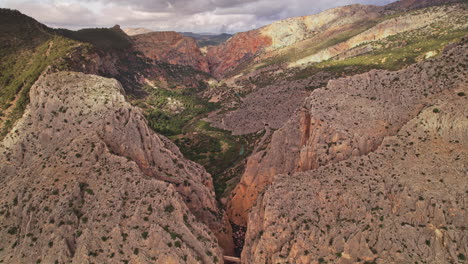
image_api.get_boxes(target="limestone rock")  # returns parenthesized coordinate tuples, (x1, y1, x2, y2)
(132, 31, 210, 73)
(0, 72, 232, 263)
(243, 88, 468, 263)
(228, 38, 468, 226)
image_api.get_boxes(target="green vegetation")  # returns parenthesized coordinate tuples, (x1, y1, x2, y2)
(0, 36, 79, 138)
(137, 85, 219, 136)
(164, 204, 175, 213)
(174, 121, 258, 198)
(315, 28, 467, 71)
(262, 19, 378, 68)
(458, 253, 466, 261)
(290, 9, 467, 80)
(137, 84, 258, 199)
(55, 27, 131, 50)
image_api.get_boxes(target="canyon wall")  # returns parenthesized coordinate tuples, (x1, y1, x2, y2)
(228, 38, 468, 226)
(243, 87, 468, 263)
(0, 72, 233, 263)
(132, 31, 210, 73)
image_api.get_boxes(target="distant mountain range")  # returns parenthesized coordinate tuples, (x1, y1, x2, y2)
(123, 27, 232, 47)
(0, 0, 467, 263)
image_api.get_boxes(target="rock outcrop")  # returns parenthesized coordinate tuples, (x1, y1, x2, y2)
(292, 4, 465, 66)
(123, 27, 153, 36)
(243, 87, 468, 263)
(205, 4, 381, 77)
(228, 38, 468, 226)
(132, 31, 210, 73)
(206, 77, 314, 135)
(206, 30, 272, 78)
(0, 72, 233, 263)
(386, 0, 463, 11)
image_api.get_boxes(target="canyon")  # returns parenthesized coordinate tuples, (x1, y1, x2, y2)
(0, 0, 467, 263)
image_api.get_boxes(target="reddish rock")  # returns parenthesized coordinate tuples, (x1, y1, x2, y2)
(132, 31, 210, 73)
(228, 38, 468, 226)
(207, 30, 272, 77)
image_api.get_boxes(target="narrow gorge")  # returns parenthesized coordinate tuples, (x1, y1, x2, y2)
(0, 0, 467, 263)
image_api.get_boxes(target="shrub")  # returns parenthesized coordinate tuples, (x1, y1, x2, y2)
(164, 204, 175, 213)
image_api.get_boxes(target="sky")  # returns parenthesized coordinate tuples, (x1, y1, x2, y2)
(0, 0, 398, 33)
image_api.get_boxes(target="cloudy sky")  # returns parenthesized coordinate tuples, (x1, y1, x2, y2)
(0, 0, 397, 33)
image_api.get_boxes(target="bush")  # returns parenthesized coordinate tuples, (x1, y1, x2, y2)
(164, 204, 175, 213)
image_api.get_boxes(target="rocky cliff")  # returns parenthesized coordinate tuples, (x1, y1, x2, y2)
(228, 38, 468, 226)
(206, 30, 272, 78)
(0, 72, 233, 263)
(123, 27, 153, 36)
(292, 4, 465, 66)
(132, 31, 210, 73)
(243, 87, 467, 263)
(205, 4, 381, 77)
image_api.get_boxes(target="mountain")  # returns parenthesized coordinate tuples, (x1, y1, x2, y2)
(0, 71, 232, 263)
(228, 36, 468, 226)
(131, 31, 210, 73)
(181, 32, 233, 47)
(123, 27, 153, 36)
(0, 0, 467, 263)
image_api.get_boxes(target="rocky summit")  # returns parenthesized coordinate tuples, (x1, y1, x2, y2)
(0, 0, 467, 263)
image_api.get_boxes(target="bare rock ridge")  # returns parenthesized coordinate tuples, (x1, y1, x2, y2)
(206, 30, 272, 78)
(132, 31, 210, 73)
(228, 38, 468, 226)
(0, 72, 233, 263)
(118, 0, 466, 79)
(123, 27, 153, 36)
(386, 0, 463, 11)
(243, 87, 467, 263)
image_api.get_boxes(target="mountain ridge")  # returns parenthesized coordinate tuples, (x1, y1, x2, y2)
(0, 1, 467, 263)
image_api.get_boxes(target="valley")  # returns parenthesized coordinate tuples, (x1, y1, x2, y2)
(0, 0, 467, 263)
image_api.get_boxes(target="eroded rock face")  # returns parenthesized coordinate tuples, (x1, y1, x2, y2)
(206, 78, 313, 135)
(132, 31, 210, 73)
(0, 72, 233, 263)
(206, 30, 272, 78)
(228, 39, 468, 226)
(243, 88, 468, 263)
(260, 4, 381, 52)
(293, 4, 466, 66)
(205, 5, 381, 78)
(386, 0, 462, 11)
(123, 27, 153, 36)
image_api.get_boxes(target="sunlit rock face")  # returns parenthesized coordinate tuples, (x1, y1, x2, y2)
(228, 38, 468, 227)
(132, 31, 210, 73)
(0, 72, 233, 263)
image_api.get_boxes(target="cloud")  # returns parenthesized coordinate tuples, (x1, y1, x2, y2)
(0, 0, 397, 32)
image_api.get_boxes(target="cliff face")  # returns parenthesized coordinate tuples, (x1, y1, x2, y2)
(206, 30, 272, 77)
(123, 27, 153, 36)
(132, 31, 210, 73)
(259, 5, 381, 52)
(243, 87, 467, 263)
(386, 0, 463, 11)
(292, 4, 464, 66)
(205, 5, 380, 77)
(228, 38, 468, 226)
(0, 72, 233, 263)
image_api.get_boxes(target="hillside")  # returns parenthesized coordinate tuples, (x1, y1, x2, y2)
(228, 36, 468, 226)
(0, 0, 467, 263)
(244, 86, 467, 263)
(0, 72, 232, 262)
(180, 32, 233, 48)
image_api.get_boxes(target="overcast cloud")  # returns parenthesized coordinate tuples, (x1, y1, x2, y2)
(0, 0, 397, 33)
